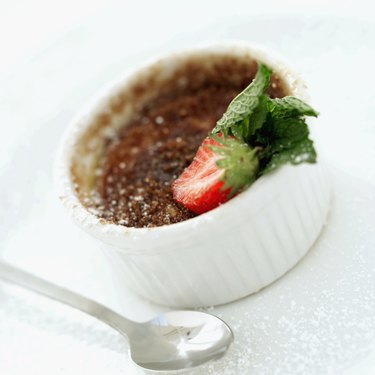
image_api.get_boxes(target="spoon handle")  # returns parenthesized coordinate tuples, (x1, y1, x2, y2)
(0, 261, 135, 336)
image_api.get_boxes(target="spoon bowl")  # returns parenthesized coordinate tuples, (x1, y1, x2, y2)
(131, 311, 233, 371)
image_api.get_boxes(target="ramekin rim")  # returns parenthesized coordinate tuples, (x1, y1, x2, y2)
(54, 40, 311, 244)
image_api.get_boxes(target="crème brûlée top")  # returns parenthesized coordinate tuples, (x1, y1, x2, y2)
(87, 61, 289, 228)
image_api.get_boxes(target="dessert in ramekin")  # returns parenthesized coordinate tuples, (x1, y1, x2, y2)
(56, 42, 331, 308)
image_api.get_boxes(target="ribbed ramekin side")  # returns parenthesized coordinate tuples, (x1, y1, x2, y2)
(104, 165, 330, 308)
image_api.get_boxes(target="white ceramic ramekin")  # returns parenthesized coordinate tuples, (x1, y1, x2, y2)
(55, 42, 331, 308)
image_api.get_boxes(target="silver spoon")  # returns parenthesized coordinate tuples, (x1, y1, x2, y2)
(0, 261, 233, 372)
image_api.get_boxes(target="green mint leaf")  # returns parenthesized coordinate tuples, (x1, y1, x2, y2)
(255, 111, 317, 175)
(209, 136, 259, 198)
(212, 63, 272, 134)
(267, 117, 309, 153)
(230, 117, 249, 140)
(261, 137, 317, 175)
(246, 94, 270, 138)
(269, 96, 319, 118)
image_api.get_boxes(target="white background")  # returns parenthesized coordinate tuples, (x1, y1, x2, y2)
(0, 0, 374, 77)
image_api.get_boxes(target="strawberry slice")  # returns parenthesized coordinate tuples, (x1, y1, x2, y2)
(172, 137, 229, 214)
(172, 134, 259, 214)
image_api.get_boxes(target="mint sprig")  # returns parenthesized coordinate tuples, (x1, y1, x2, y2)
(210, 62, 318, 192)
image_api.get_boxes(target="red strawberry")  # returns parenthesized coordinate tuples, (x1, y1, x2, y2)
(172, 134, 259, 214)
